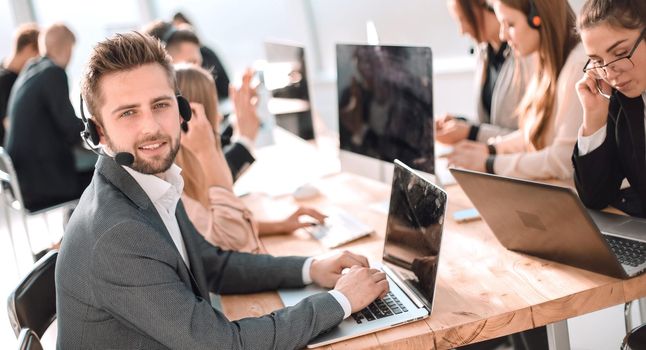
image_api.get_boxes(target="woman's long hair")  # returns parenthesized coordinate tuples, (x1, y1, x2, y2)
(500, 0, 579, 149)
(174, 64, 219, 207)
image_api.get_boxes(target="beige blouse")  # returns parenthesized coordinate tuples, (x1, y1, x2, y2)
(492, 44, 587, 180)
(182, 187, 262, 253)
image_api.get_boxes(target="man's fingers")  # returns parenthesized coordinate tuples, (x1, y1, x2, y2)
(371, 271, 387, 282)
(342, 251, 370, 268)
(377, 279, 390, 298)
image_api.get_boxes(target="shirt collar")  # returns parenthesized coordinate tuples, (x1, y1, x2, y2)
(123, 164, 184, 208)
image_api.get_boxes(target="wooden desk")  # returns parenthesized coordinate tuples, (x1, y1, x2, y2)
(223, 130, 646, 349)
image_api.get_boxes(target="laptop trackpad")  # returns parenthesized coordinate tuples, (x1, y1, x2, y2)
(619, 220, 646, 234)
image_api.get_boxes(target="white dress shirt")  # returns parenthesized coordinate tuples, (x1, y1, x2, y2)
(124, 164, 190, 268)
(123, 164, 352, 318)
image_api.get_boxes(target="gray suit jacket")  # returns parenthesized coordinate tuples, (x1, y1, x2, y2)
(55, 156, 344, 349)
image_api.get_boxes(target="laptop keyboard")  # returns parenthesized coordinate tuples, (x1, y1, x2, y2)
(351, 292, 408, 324)
(604, 235, 646, 267)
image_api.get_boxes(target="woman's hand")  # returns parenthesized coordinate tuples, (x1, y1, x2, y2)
(231, 68, 260, 142)
(446, 140, 489, 172)
(180, 102, 217, 156)
(575, 73, 611, 136)
(435, 114, 470, 144)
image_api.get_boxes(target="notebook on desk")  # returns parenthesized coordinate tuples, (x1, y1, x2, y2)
(450, 168, 646, 279)
(280, 159, 447, 348)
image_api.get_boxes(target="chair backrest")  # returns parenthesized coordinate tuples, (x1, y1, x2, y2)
(7, 250, 58, 338)
(16, 328, 43, 350)
(0, 147, 26, 211)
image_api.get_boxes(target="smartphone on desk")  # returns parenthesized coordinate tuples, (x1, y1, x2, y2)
(453, 208, 480, 223)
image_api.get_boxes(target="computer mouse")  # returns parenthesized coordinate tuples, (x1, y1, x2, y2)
(292, 184, 320, 200)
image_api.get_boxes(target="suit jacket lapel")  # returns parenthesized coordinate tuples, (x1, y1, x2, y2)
(176, 201, 209, 299)
(96, 157, 204, 297)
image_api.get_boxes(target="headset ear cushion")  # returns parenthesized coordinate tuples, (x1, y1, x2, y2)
(176, 95, 192, 122)
(86, 119, 101, 145)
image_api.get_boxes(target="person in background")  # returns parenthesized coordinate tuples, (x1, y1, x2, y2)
(448, 0, 586, 181)
(572, 0, 646, 217)
(144, 20, 258, 180)
(172, 11, 231, 101)
(175, 64, 326, 252)
(5, 23, 92, 212)
(437, 0, 534, 145)
(0, 23, 39, 145)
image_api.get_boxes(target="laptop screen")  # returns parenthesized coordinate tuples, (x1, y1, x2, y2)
(383, 160, 446, 304)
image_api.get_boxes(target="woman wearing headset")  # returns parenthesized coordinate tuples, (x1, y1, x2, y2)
(437, 0, 534, 145)
(175, 64, 326, 252)
(572, 0, 646, 218)
(448, 0, 586, 181)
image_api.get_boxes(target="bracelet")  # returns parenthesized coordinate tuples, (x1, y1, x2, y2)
(485, 155, 496, 174)
(487, 144, 497, 155)
(467, 125, 480, 141)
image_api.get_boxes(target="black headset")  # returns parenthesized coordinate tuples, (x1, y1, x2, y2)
(160, 25, 178, 46)
(79, 94, 192, 165)
(526, 0, 542, 29)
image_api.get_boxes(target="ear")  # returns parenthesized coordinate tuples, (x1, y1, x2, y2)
(95, 121, 107, 145)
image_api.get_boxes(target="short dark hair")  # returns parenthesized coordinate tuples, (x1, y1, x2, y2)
(142, 20, 199, 50)
(14, 23, 39, 53)
(579, 0, 646, 30)
(172, 12, 192, 26)
(81, 32, 176, 121)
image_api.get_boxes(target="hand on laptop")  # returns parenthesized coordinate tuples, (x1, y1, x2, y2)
(310, 250, 369, 288)
(334, 266, 389, 313)
(310, 251, 389, 313)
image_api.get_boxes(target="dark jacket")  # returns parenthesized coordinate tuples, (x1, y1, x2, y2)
(0, 65, 18, 144)
(572, 91, 646, 217)
(56, 156, 343, 349)
(225, 141, 255, 181)
(5, 57, 84, 211)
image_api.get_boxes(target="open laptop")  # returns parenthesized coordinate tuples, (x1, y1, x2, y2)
(450, 168, 646, 279)
(279, 160, 447, 347)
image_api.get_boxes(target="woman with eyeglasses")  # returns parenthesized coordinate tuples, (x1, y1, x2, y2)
(447, 0, 586, 180)
(572, 0, 646, 217)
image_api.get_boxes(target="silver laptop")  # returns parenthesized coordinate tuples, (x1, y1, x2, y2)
(450, 168, 646, 279)
(279, 159, 447, 347)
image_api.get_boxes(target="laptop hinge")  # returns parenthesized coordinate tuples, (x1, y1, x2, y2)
(382, 264, 429, 310)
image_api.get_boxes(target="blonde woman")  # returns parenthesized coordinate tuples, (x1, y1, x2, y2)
(448, 0, 586, 180)
(176, 64, 325, 252)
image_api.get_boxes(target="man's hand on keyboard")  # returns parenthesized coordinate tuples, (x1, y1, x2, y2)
(310, 250, 369, 288)
(334, 265, 389, 313)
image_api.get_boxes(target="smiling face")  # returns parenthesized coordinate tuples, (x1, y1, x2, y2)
(493, 1, 540, 56)
(581, 23, 646, 98)
(96, 63, 182, 175)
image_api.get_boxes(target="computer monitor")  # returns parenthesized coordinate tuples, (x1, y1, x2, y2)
(264, 41, 314, 139)
(336, 44, 434, 174)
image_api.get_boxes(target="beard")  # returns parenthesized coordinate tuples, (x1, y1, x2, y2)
(106, 131, 180, 175)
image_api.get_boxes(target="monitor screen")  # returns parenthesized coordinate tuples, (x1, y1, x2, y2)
(264, 42, 313, 139)
(383, 160, 446, 305)
(336, 44, 434, 174)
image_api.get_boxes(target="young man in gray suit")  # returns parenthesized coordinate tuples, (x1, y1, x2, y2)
(55, 32, 389, 349)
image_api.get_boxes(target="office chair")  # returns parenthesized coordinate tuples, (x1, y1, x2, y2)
(0, 147, 76, 261)
(623, 324, 646, 350)
(7, 250, 57, 339)
(16, 328, 43, 350)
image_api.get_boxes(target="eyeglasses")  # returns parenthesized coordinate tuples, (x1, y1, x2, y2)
(583, 27, 646, 79)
